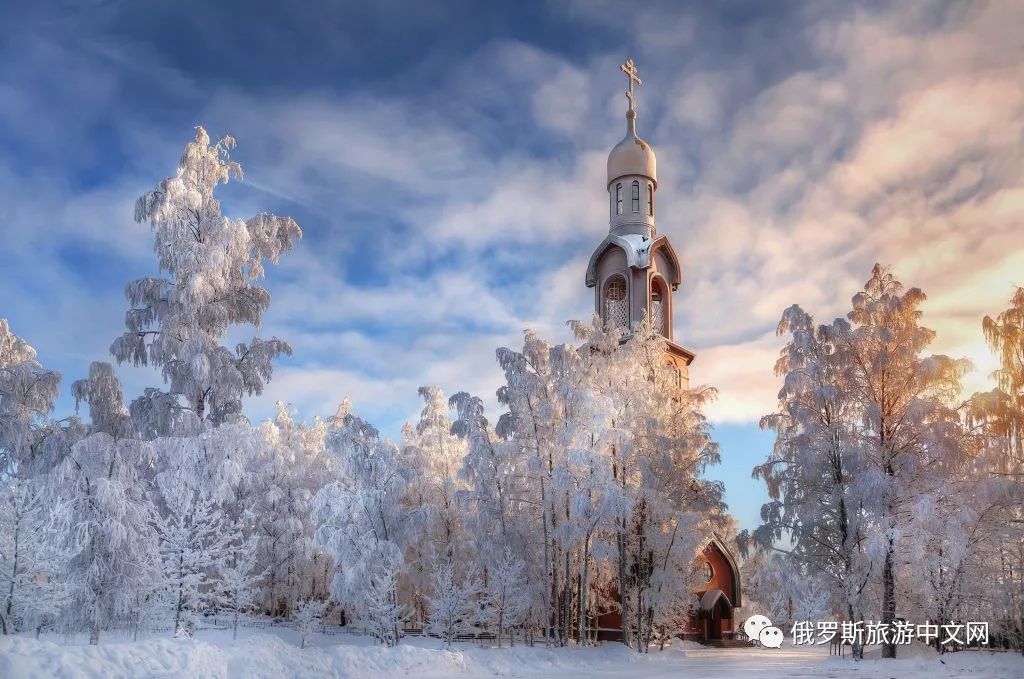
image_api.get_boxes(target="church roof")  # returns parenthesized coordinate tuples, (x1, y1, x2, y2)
(585, 233, 680, 288)
(707, 533, 743, 607)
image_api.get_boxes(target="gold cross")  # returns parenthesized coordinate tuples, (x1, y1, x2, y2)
(620, 58, 642, 112)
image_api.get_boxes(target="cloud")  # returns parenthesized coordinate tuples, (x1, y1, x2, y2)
(1, 0, 1022, 443)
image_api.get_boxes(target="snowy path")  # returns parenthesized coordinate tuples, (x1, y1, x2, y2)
(2, 629, 1022, 678)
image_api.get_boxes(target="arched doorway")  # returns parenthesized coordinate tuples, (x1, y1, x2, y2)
(699, 589, 734, 640)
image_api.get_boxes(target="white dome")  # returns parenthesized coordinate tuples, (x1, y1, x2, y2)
(607, 110, 656, 187)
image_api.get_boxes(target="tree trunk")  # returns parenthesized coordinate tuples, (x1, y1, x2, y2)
(579, 540, 590, 646)
(562, 544, 571, 645)
(174, 581, 185, 637)
(497, 608, 504, 648)
(846, 602, 863, 660)
(881, 538, 896, 658)
(635, 507, 648, 653)
(390, 587, 400, 646)
(616, 522, 631, 648)
(4, 505, 22, 636)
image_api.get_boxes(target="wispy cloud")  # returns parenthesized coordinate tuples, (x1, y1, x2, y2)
(1, 0, 1021, 442)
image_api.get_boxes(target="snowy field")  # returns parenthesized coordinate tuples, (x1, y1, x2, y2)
(2, 626, 1022, 679)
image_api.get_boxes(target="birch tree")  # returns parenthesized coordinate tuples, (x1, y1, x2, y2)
(573, 318, 722, 652)
(846, 265, 972, 658)
(152, 487, 234, 637)
(312, 402, 418, 646)
(294, 599, 327, 649)
(110, 127, 301, 435)
(252, 404, 330, 614)
(425, 559, 483, 649)
(216, 532, 262, 640)
(0, 478, 73, 635)
(752, 264, 981, 660)
(971, 287, 1024, 651)
(752, 304, 871, 653)
(0, 319, 63, 478)
(400, 387, 467, 622)
(484, 546, 530, 647)
(55, 362, 159, 644)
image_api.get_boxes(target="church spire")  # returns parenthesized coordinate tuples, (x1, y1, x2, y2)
(607, 58, 657, 236)
(587, 57, 694, 388)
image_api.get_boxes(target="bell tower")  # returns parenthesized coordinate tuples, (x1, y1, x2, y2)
(584, 58, 695, 387)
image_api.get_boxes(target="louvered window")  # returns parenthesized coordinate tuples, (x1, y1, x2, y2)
(604, 276, 628, 329)
(651, 278, 668, 338)
(652, 292, 666, 336)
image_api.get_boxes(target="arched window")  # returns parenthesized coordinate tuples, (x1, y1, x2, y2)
(650, 278, 668, 337)
(647, 183, 654, 216)
(704, 561, 714, 583)
(631, 180, 640, 212)
(603, 275, 628, 329)
(615, 183, 623, 215)
(668, 362, 682, 389)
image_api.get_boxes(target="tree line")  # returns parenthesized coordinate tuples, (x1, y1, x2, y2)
(0, 128, 727, 650)
(1, 128, 1020, 661)
(741, 268, 1024, 658)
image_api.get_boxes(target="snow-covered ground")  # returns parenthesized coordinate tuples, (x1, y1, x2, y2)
(2, 626, 1022, 679)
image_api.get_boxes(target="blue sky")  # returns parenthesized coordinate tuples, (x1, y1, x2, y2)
(2, 1, 1022, 532)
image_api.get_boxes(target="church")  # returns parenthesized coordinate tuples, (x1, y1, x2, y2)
(587, 60, 743, 643)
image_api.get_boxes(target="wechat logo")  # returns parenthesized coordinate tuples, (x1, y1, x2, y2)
(744, 615, 784, 649)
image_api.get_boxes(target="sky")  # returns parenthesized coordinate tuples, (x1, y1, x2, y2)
(1, 0, 1022, 532)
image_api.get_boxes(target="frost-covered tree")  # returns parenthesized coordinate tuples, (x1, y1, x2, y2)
(152, 487, 234, 638)
(484, 546, 530, 647)
(751, 305, 870, 645)
(970, 287, 1024, 652)
(451, 391, 518, 554)
(216, 532, 262, 640)
(425, 559, 483, 649)
(401, 387, 467, 622)
(742, 551, 832, 629)
(904, 478, 1004, 652)
(312, 402, 418, 646)
(294, 599, 327, 649)
(571, 318, 722, 652)
(146, 418, 264, 632)
(0, 478, 73, 635)
(494, 329, 578, 646)
(0, 319, 64, 478)
(488, 318, 722, 652)
(752, 264, 980, 660)
(110, 127, 301, 435)
(846, 265, 973, 658)
(251, 404, 329, 615)
(0, 321, 77, 636)
(55, 362, 159, 644)
(980, 287, 1024, 463)
(152, 421, 261, 512)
